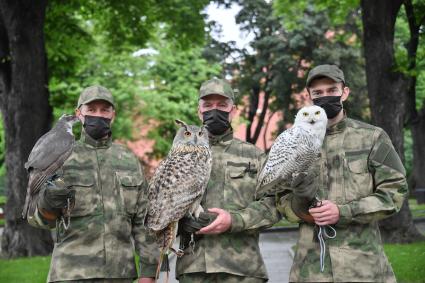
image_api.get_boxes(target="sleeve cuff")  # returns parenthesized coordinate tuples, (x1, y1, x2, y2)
(337, 204, 353, 227)
(139, 259, 157, 278)
(229, 212, 245, 233)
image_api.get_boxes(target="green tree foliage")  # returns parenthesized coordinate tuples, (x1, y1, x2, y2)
(140, 41, 222, 158)
(226, 0, 367, 145)
(44, 0, 212, 140)
(273, 0, 360, 29)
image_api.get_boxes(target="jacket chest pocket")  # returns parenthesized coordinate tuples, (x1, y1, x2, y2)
(63, 173, 97, 217)
(116, 172, 142, 216)
(343, 154, 372, 202)
(224, 162, 258, 209)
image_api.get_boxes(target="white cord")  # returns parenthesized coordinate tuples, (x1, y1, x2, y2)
(318, 225, 336, 272)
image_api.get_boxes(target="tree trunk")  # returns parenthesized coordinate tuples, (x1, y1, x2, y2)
(361, 0, 424, 243)
(0, 0, 53, 257)
(411, 108, 425, 189)
(404, 0, 425, 190)
(246, 84, 260, 144)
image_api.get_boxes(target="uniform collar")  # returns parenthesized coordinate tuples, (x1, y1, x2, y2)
(209, 128, 233, 146)
(80, 129, 112, 148)
(326, 114, 347, 135)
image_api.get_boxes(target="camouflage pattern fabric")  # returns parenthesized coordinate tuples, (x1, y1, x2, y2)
(176, 130, 281, 281)
(178, 272, 266, 283)
(29, 131, 158, 282)
(278, 117, 407, 282)
(199, 78, 235, 100)
(77, 85, 115, 109)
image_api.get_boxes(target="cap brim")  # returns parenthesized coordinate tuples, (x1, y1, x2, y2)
(199, 92, 231, 100)
(307, 74, 344, 87)
(78, 98, 115, 108)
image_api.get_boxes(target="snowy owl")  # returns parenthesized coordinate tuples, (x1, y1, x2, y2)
(256, 105, 327, 196)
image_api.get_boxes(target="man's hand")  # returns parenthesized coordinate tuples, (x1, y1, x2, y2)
(309, 200, 340, 225)
(197, 208, 232, 234)
(138, 278, 155, 283)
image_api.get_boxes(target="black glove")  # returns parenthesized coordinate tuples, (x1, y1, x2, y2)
(178, 212, 217, 234)
(289, 167, 319, 223)
(290, 167, 319, 200)
(178, 212, 217, 251)
(38, 178, 75, 214)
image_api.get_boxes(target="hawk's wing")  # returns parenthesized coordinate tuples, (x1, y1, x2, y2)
(22, 145, 74, 219)
(145, 150, 211, 231)
(257, 126, 318, 194)
(25, 125, 74, 171)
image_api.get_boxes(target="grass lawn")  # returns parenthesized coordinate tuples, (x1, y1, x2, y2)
(1, 242, 424, 283)
(0, 254, 142, 283)
(384, 241, 425, 283)
(0, 256, 51, 283)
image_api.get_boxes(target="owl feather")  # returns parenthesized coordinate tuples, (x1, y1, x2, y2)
(256, 105, 327, 196)
(144, 120, 212, 281)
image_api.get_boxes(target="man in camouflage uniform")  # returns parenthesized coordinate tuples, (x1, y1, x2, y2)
(176, 78, 281, 282)
(27, 86, 158, 283)
(278, 65, 407, 282)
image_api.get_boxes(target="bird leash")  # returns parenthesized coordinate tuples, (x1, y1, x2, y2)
(310, 197, 337, 272)
(61, 197, 72, 230)
(55, 197, 72, 243)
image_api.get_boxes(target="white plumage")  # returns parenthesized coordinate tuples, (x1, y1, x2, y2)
(257, 105, 327, 195)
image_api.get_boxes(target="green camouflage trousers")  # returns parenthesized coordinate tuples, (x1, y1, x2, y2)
(53, 279, 133, 283)
(178, 272, 266, 283)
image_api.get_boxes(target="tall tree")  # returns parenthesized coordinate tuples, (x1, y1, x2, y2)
(0, 0, 54, 257)
(361, 0, 424, 242)
(403, 0, 425, 190)
(229, 0, 367, 147)
(0, 0, 211, 257)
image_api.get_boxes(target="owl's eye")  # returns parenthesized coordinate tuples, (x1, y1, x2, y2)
(303, 112, 309, 117)
(315, 111, 321, 115)
(198, 131, 203, 136)
(184, 131, 191, 137)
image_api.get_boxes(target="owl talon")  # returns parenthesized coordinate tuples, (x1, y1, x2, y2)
(170, 247, 185, 257)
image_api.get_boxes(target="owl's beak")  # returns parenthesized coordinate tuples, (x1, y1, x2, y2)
(309, 119, 316, 125)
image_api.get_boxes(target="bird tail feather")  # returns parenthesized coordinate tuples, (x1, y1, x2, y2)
(155, 248, 166, 283)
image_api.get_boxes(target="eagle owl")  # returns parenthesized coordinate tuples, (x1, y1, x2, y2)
(144, 120, 212, 278)
(256, 105, 327, 196)
(22, 114, 79, 220)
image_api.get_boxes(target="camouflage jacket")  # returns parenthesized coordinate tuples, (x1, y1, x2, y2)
(176, 130, 281, 279)
(28, 131, 158, 282)
(278, 117, 407, 282)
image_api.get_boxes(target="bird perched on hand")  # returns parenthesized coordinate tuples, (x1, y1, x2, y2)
(256, 105, 327, 196)
(22, 114, 79, 220)
(144, 120, 212, 280)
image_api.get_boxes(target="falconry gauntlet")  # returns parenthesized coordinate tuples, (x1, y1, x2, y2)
(289, 168, 319, 223)
(178, 212, 217, 250)
(38, 177, 75, 221)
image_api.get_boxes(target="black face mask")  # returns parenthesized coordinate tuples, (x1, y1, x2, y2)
(83, 115, 112, 140)
(312, 96, 343, 119)
(202, 109, 231, 135)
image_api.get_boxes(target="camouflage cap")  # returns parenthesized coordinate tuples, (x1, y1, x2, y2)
(77, 85, 115, 109)
(306, 64, 345, 87)
(199, 78, 235, 101)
